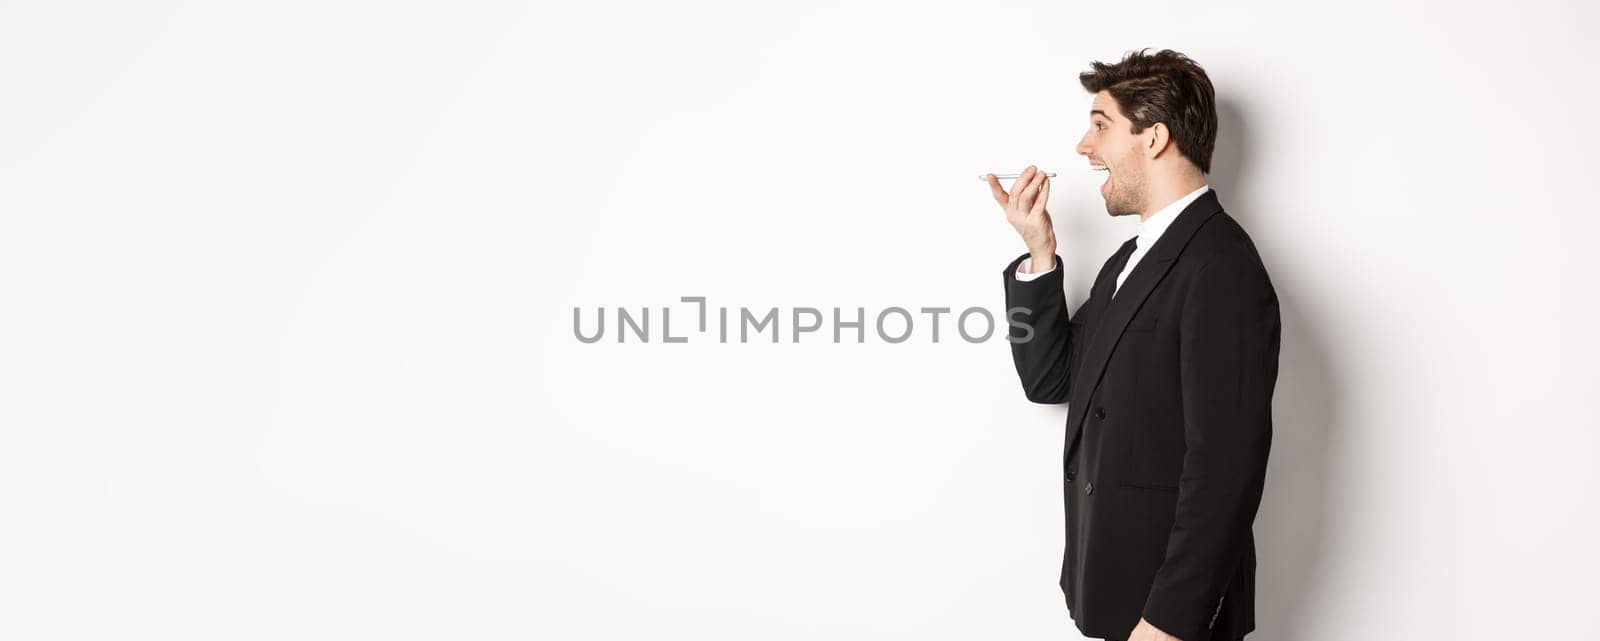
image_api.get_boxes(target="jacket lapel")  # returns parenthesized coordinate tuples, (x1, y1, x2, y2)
(1066, 188, 1226, 436)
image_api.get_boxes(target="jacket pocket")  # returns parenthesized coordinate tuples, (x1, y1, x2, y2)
(1118, 480, 1179, 492)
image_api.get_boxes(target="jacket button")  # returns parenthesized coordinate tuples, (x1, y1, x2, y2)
(1093, 407, 1107, 420)
(1085, 481, 1094, 495)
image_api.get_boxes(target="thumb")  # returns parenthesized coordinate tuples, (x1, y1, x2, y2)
(986, 174, 1009, 205)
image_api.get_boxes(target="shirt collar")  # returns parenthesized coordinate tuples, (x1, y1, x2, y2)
(1136, 183, 1211, 250)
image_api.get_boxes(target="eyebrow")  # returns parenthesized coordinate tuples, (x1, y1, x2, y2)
(1091, 109, 1111, 120)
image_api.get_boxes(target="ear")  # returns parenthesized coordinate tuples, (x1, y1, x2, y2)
(1144, 122, 1172, 160)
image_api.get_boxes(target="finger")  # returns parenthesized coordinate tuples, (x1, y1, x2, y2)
(1013, 167, 1040, 211)
(1008, 165, 1036, 202)
(986, 174, 1009, 206)
(1031, 175, 1051, 217)
(1020, 168, 1045, 209)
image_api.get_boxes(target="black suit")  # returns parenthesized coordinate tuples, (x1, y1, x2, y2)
(1002, 189, 1278, 641)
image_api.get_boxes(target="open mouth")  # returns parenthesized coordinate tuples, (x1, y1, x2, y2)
(1091, 162, 1110, 196)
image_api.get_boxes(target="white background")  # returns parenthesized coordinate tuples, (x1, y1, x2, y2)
(3, 1, 1597, 639)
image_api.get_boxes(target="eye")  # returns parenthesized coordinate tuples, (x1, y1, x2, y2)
(1095, 122, 1106, 131)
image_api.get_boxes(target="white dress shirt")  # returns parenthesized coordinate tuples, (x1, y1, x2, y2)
(1015, 183, 1211, 296)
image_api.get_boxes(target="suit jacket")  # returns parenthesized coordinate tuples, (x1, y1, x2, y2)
(1002, 188, 1279, 641)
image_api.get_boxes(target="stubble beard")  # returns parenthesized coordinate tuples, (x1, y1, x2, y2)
(1105, 168, 1145, 218)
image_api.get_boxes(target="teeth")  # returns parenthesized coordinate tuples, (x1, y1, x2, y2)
(1091, 165, 1109, 171)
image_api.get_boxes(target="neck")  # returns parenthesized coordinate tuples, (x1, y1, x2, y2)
(1138, 173, 1208, 222)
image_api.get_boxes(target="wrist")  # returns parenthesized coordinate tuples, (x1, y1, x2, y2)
(1028, 244, 1056, 274)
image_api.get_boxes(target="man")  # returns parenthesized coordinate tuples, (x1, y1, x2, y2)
(985, 49, 1279, 641)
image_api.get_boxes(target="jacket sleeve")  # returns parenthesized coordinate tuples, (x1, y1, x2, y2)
(1002, 252, 1073, 404)
(1140, 255, 1280, 641)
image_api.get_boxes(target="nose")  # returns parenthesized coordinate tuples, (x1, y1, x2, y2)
(1075, 132, 1092, 158)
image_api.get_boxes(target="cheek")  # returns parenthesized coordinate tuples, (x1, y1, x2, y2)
(1102, 140, 1125, 163)
(1116, 147, 1142, 173)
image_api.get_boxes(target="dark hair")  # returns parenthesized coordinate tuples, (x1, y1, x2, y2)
(1079, 48, 1217, 174)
